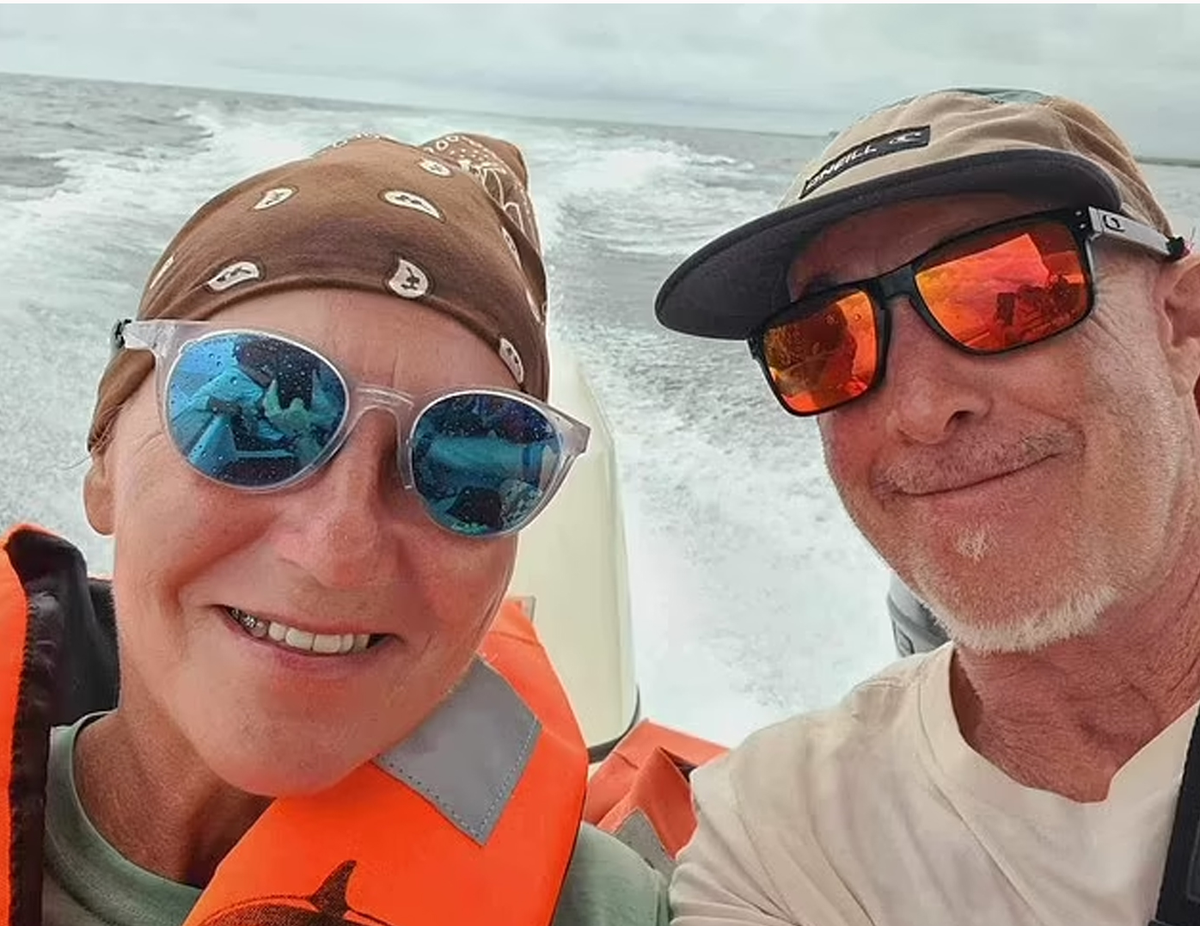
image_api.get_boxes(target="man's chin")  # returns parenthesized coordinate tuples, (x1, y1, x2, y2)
(927, 585, 1118, 655)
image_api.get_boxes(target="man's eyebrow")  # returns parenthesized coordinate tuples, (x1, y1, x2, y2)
(791, 271, 839, 300)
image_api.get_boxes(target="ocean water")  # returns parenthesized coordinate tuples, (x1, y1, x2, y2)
(2, 73, 1198, 747)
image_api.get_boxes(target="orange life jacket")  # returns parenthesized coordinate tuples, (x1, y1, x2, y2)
(0, 525, 587, 926)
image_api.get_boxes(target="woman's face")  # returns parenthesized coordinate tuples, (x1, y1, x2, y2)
(85, 289, 520, 796)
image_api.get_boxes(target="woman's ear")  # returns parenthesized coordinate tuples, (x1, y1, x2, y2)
(83, 449, 115, 536)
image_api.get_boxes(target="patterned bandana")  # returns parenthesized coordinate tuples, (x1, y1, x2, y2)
(88, 132, 549, 450)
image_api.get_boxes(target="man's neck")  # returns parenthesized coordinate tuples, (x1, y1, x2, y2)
(951, 546, 1200, 802)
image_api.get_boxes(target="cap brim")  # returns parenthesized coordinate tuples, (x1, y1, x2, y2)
(654, 150, 1122, 340)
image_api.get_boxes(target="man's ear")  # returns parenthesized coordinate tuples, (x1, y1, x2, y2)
(83, 449, 115, 536)
(1156, 253, 1200, 401)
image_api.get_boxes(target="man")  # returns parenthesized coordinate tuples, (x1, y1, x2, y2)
(654, 88, 1199, 925)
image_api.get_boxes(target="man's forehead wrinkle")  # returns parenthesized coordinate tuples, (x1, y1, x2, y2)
(792, 271, 840, 299)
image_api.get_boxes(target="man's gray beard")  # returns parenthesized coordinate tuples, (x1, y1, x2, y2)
(924, 585, 1118, 654)
(908, 525, 1118, 654)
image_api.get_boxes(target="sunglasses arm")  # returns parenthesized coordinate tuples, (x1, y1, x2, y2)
(1088, 207, 1189, 261)
(112, 319, 216, 361)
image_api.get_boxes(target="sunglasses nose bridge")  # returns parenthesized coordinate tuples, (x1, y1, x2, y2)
(875, 265, 920, 309)
(874, 264, 960, 355)
(863, 265, 923, 375)
(345, 385, 418, 488)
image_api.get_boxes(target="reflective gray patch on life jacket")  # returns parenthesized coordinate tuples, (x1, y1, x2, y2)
(613, 808, 676, 878)
(374, 657, 540, 845)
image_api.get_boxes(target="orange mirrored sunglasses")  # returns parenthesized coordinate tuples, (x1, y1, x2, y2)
(751, 206, 1188, 416)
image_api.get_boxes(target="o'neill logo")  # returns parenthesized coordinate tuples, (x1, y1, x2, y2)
(800, 126, 931, 199)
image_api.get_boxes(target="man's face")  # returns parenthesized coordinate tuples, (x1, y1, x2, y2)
(793, 194, 1200, 653)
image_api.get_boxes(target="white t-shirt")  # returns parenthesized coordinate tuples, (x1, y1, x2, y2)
(671, 645, 1196, 926)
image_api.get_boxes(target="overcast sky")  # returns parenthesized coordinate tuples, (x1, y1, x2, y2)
(2, 4, 1198, 156)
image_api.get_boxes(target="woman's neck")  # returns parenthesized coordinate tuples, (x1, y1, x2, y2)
(73, 705, 269, 886)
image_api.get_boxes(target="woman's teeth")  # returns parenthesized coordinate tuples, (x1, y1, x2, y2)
(227, 607, 371, 655)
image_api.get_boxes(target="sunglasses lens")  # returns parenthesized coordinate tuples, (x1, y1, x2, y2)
(917, 221, 1088, 352)
(411, 393, 564, 536)
(761, 290, 878, 415)
(165, 332, 348, 488)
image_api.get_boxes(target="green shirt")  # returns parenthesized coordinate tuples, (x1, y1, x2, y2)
(43, 718, 668, 926)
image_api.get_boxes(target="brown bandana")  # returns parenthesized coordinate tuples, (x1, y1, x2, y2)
(88, 132, 549, 451)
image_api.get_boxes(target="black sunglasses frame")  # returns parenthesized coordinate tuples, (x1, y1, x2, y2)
(749, 206, 1188, 418)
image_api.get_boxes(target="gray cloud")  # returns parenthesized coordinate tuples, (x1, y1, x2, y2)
(1, 4, 1198, 154)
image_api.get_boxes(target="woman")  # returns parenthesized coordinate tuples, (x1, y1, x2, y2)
(0, 132, 667, 925)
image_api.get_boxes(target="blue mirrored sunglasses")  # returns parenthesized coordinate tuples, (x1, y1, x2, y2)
(113, 320, 590, 538)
